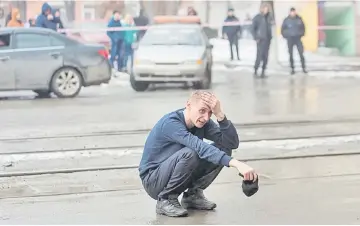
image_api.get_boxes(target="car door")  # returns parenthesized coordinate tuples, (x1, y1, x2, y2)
(0, 32, 15, 90)
(12, 31, 64, 90)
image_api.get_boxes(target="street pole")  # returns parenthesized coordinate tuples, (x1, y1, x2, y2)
(206, 0, 210, 23)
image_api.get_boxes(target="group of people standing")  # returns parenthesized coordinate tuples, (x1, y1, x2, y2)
(107, 10, 149, 73)
(4, 3, 64, 31)
(222, 4, 308, 78)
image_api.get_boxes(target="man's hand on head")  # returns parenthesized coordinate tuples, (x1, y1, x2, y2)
(200, 92, 224, 120)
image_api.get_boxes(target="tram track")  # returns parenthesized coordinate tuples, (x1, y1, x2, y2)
(2, 149, 360, 178)
(1, 117, 360, 142)
(1, 131, 360, 156)
(1, 117, 360, 179)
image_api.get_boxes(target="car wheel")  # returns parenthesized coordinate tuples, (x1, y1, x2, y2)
(34, 90, 51, 98)
(194, 65, 212, 90)
(130, 72, 149, 92)
(50, 67, 83, 98)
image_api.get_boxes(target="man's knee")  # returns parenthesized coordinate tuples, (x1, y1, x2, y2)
(178, 147, 200, 168)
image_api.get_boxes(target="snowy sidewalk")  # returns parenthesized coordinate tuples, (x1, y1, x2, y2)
(210, 38, 360, 71)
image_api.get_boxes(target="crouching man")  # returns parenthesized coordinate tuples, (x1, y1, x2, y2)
(138, 90, 258, 217)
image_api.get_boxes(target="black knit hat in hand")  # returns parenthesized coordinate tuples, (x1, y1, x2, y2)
(239, 173, 259, 197)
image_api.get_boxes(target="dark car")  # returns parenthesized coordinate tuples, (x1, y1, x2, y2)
(0, 27, 111, 98)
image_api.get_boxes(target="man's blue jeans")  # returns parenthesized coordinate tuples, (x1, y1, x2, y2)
(123, 43, 134, 71)
(109, 39, 123, 70)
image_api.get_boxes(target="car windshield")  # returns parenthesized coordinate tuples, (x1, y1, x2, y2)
(140, 26, 203, 46)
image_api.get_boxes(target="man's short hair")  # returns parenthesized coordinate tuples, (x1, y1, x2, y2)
(113, 10, 120, 15)
(189, 90, 213, 102)
(290, 7, 296, 12)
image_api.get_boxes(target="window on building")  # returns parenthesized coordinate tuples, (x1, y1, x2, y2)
(82, 4, 96, 20)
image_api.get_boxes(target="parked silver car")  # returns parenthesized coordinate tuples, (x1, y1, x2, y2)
(0, 27, 111, 98)
(130, 23, 213, 92)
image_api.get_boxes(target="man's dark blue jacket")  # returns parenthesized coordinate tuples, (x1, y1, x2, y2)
(35, 2, 60, 31)
(107, 17, 124, 41)
(139, 108, 240, 180)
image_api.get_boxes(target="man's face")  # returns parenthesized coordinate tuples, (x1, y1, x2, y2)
(114, 12, 120, 20)
(187, 99, 212, 128)
(228, 10, 234, 16)
(45, 9, 51, 15)
(290, 10, 296, 17)
(55, 11, 60, 17)
(262, 6, 269, 14)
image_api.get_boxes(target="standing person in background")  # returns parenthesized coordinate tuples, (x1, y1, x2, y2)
(6, 8, 23, 27)
(281, 7, 307, 75)
(222, 8, 241, 61)
(53, 9, 64, 30)
(5, 4, 13, 26)
(53, 9, 66, 35)
(107, 10, 124, 72)
(187, 7, 198, 16)
(25, 18, 36, 27)
(5, 4, 23, 27)
(252, 3, 273, 78)
(35, 2, 59, 31)
(122, 15, 137, 73)
(133, 9, 149, 42)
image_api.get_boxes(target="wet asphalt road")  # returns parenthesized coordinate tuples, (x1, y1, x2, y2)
(2, 155, 360, 224)
(1, 70, 360, 224)
(1, 70, 360, 138)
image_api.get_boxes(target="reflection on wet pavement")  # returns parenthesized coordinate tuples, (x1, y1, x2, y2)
(1, 72, 360, 137)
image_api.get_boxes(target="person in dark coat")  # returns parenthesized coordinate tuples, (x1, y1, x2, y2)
(281, 7, 307, 75)
(5, 4, 13, 26)
(222, 8, 242, 61)
(133, 9, 149, 41)
(35, 2, 60, 31)
(252, 4, 273, 78)
(107, 10, 125, 71)
(52, 8, 66, 34)
(53, 9, 64, 29)
(187, 7, 198, 16)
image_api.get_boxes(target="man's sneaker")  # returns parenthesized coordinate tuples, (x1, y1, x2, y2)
(181, 189, 217, 210)
(156, 195, 188, 217)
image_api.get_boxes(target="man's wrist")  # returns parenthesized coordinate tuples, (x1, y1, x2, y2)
(215, 112, 225, 121)
(229, 159, 253, 174)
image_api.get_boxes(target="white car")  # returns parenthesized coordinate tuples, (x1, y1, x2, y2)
(131, 19, 213, 92)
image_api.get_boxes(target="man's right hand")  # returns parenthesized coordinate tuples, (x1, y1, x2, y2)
(243, 169, 258, 181)
(229, 158, 258, 182)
